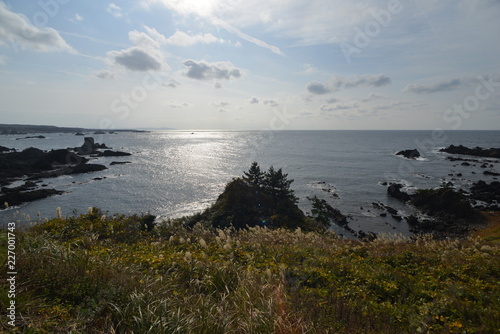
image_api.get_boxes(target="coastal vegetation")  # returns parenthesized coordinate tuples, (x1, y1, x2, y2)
(1, 163, 499, 333)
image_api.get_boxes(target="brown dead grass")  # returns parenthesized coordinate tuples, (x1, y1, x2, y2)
(473, 211, 500, 242)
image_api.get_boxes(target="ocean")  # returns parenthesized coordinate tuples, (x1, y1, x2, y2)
(1, 130, 499, 236)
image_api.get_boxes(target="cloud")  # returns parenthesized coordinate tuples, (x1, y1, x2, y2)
(165, 30, 219, 46)
(108, 47, 163, 72)
(94, 70, 115, 79)
(249, 97, 259, 104)
(69, 13, 84, 23)
(107, 3, 123, 18)
(143, 0, 284, 55)
(320, 103, 359, 112)
(333, 74, 392, 89)
(263, 99, 279, 107)
(360, 92, 388, 102)
(167, 100, 191, 108)
(211, 101, 230, 108)
(307, 74, 391, 95)
(214, 82, 222, 89)
(0, 2, 74, 53)
(403, 79, 462, 94)
(163, 79, 180, 88)
(100, 26, 168, 75)
(307, 82, 331, 95)
(182, 59, 242, 81)
(325, 98, 339, 103)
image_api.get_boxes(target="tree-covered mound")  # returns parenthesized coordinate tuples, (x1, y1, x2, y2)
(185, 163, 325, 231)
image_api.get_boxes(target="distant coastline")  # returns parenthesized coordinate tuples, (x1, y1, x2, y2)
(0, 123, 148, 135)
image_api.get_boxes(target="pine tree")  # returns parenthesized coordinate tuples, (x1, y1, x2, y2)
(243, 161, 265, 186)
(263, 166, 298, 203)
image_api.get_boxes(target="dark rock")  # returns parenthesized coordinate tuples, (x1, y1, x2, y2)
(79, 137, 95, 155)
(75, 132, 84, 136)
(16, 135, 45, 140)
(391, 215, 402, 221)
(440, 145, 500, 159)
(94, 131, 106, 135)
(387, 184, 411, 202)
(95, 150, 131, 157)
(385, 206, 398, 215)
(1, 188, 63, 209)
(110, 161, 132, 165)
(484, 171, 500, 176)
(470, 181, 500, 209)
(380, 213, 387, 217)
(396, 149, 421, 159)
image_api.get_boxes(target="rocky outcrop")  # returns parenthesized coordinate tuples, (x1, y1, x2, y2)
(95, 150, 131, 157)
(470, 181, 500, 210)
(1, 188, 63, 209)
(387, 184, 482, 238)
(440, 145, 500, 159)
(387, 184, 411, 202)
(16, 135, 46, 140)
(396, 149, 421, 159)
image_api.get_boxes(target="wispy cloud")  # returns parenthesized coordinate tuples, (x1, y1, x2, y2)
(403, 79, 462, 94)
(142, 0, 284, 55)
(307, 74, 391, 95)
(165, 31, 218, 46)
(107, 3, 123, 18)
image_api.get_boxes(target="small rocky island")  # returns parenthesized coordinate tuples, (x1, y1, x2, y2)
(396, 149, 421, 159)
(0, 137, 131, 209)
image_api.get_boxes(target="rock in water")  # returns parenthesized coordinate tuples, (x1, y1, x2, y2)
(396, 149, 421, 159)
(79, 137, 95, 155)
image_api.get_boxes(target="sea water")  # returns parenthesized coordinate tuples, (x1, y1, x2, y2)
(1, 130, 499, 236)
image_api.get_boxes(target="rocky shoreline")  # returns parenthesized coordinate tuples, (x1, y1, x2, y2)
(0, 137, 131, 209)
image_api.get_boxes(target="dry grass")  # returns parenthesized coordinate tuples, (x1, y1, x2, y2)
(1, 209, 499, 333)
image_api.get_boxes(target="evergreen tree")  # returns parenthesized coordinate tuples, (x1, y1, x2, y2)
(243, 161, 265, 186)
(263, 165, 298, 203)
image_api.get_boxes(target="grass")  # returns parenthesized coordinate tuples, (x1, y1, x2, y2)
(1, 208, 499, 333)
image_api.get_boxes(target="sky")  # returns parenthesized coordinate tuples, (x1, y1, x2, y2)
(0, 0, 499, 130)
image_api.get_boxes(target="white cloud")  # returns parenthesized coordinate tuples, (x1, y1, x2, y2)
(182, 59, 242, 81)
(143, 0, 284, 55)
(107, 3, 123, 18)
(249, 97, 259, 104)
(166, 100, 191, 108)
(403, 79, 462, 94)
(108, 47, 164, 72)
(99, 26, 168, 76)
(0, 2, 74, 53)
(71, 13, 84, 22)
(166, 31, 218, 46)
(320, 103, 359, 112)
